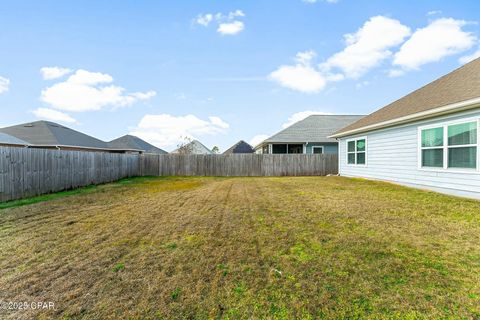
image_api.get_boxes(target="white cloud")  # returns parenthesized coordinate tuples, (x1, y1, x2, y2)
(355, 80, 370, 89)
(40, 67, 73, 80)
(282, 110, 332, 128)
(427, 10, 442, 16)
(130, 91, 157, 100)
(0, 76, 9, 94)
(130, 114, 229, 149)
(323, 16, 411, 78)
(218, 21, 245, 35)
(269, 16, 411, 93)
(195, 10, 246, 35)
(40, 69, 156, 112)
(393, 18, 476, 70)
(228, 10, 245, 19)
(32, 108, 77, 123)
(387, 69, 405, 78)
(208, 116, 230, 129)
(196, 14, 213, 27)
(459, 47, 480, 64)
(269, 51, 327, 93)
(250, 134, 270, 147)
(67, 69, 113, 85)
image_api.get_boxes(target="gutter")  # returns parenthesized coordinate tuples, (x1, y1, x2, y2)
(329, 97, 480, 138)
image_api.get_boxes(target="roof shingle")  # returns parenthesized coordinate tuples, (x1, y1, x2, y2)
(261, 115, 365, 145)
(334, 57, 480, 136)
(108, 135, 167, 154)
(0, 121, 109, 149)
(223, 140, 254, 154)
(0, 132, 30, 146)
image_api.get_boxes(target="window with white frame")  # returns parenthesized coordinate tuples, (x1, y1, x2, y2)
(312, 146, 324, 154)
(347, 138, 366, 165)
(420, 120, 478, 170)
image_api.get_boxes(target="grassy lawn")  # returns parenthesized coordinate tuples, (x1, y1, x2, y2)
(1, 176, 480, 319)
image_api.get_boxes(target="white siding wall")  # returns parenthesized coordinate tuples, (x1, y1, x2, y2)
(339, 109, 480, 199)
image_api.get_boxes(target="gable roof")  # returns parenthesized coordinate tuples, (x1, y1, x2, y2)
(0, 132, 30, 146)
(332, 57, 480, 138)
(223, 140, 255, 154)
(258, 115, 365, 146)
(0, 121, 110, 149)
(108, 135, 167, 154)
(171, 140, 213, 154)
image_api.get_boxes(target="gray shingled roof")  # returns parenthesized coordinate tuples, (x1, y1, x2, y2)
(260, 115, 365, 145)
(108, 135, 167, 154)
(223, 140, 254, 154)
(0, 132, 30, 146)
(0, 121, 109, 149)
(171, 140, 213, 154)
(334, 57, 480, 137)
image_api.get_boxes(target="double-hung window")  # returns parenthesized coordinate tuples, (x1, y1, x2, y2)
(347, 138, 366, 165)
(420, 120, 478, 170)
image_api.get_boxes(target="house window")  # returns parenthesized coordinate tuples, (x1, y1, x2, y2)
(420, 120, 478, 170)
(421, 127, 444, 167)
(448, 122, 477, 168)
(347, 138, 367, 165)
(312, 146, 324, 154)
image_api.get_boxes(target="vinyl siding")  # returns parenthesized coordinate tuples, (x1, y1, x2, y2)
(339, 108, 480, 199)
(305, 143, 338, 154)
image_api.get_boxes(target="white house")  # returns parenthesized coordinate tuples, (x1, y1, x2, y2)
(330, 58, 480, 199)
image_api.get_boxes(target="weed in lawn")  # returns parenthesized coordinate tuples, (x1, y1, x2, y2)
(163, 242, 177, 250)
(217, 263, 229, 276)
(233, 282, 247, 297)
(289, 243, 313, 263)
(171, 288, 181, 301)
(112, 263, 125, 273)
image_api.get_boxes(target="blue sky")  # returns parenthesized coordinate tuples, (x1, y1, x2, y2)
(1, 0, 479, 151)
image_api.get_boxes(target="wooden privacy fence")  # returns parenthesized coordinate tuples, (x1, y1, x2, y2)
(139, 154, 338, 177)
(0, 147, 338, 202)
(0, 147, 139, 202)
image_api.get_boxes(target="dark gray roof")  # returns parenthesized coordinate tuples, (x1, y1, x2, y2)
(0, 132, 30, 146)
(108, 135, 167, 154)
(334, 57, 480, 136)
(260, 115, 365, 145)
(223, 140, 255, 154)
(0, 121, 109, 149)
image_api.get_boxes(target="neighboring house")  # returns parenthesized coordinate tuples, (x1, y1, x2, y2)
(0, 132, 30, 147)
(223, 140, 255, 154)
(0, 121, 141, 153)
(170, 139, 213, 155)
(109, 135, 167, 154)
(255, 115, 365, 154)
(330, 57, 480, 199)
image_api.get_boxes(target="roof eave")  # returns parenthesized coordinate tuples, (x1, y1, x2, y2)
(329, 97, 480, 139)
(27, 144, 144, 152)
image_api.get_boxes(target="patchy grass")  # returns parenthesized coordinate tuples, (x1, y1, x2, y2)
(0, 176, 480, 319)
(0, 185, 98, 210)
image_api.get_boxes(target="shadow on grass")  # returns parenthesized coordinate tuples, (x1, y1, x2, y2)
(0, 176, 163, 210)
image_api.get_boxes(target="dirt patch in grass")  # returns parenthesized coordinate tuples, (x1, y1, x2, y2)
(0, 176, 479, 319)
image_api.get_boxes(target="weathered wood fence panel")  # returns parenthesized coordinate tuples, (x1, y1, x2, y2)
(1, 148, 338, 202)
(150, 154, 338, 177)
(139, 153, 159, 176)
(0, 147, 140, 202)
